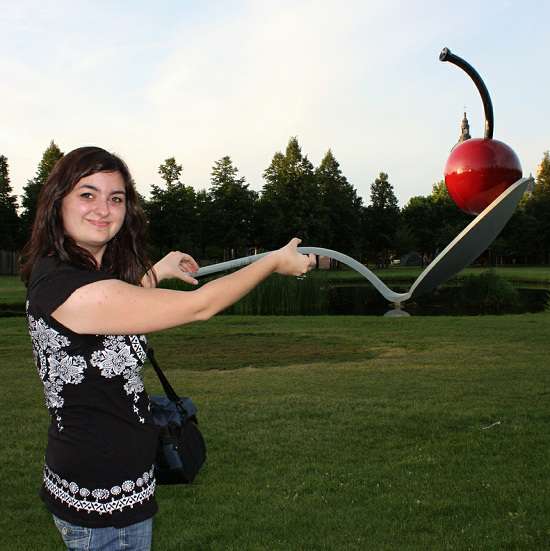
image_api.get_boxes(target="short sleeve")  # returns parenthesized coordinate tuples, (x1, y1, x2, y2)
(27, 257, 116, 316)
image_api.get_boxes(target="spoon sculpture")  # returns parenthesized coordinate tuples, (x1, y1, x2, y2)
(190, 176, 531, 306)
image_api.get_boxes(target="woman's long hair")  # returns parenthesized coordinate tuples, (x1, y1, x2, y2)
(20, 146, 154, 286)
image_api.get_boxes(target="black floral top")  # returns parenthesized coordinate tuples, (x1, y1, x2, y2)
(26, 256, 158, 528)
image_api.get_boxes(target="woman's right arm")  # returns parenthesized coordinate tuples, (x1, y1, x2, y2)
(52, 238, 314, 335)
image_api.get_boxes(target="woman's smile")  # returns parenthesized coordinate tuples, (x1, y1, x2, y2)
(86, 219, 111, 228)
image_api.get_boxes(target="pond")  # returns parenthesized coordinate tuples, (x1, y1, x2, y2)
(328, 284, 549, 316)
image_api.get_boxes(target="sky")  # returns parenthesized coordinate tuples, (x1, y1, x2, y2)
(1, 0, 549, 208)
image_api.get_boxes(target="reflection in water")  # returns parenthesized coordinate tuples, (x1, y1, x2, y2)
(329, 285, 549, 317)
(384, 305, 411, 317)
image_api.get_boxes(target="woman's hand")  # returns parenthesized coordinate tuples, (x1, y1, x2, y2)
(143, 251, 200, 287)
(272, 238, 316, 276)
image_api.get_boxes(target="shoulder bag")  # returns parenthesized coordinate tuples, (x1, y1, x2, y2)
(147, 347, 206, 485)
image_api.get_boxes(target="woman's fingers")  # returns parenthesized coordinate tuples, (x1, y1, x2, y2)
(179, 272, 199, 286)
(178, 255, 199, 274)
(174, 253, 199, 285)
(274, 238, 316, 276)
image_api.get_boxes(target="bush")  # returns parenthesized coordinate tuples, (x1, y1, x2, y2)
(453, 270, 522, 314)
(161, 272, 328, 315)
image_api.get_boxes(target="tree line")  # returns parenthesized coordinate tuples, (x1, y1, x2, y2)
(1, 139, 549, 267)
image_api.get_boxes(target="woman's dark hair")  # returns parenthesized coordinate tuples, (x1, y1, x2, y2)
(20, 146, 154, 286)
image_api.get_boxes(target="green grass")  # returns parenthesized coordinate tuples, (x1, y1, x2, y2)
(0, 275, 26, 304)
(2, 314, 550, 549)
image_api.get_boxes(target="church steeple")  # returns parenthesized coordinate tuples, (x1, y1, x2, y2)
(458, 111, 471, 143)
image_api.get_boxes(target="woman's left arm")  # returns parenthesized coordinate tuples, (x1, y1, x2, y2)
(141, 251, 200, 288)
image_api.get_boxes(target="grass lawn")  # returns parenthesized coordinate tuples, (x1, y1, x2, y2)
(0, 275, 26, 304)
(2, 313, 550, 550)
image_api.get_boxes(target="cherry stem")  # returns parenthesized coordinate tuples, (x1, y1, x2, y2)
(439, 47, 494, 140)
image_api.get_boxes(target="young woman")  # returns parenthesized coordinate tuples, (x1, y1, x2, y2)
(21, 146, 314, 551)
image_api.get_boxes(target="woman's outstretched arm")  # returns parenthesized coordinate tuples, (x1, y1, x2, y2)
(52, 238, 314, 335)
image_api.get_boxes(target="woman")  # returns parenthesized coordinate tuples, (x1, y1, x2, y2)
(21, 146, 314, 550)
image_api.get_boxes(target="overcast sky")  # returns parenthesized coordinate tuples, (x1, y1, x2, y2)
(1, 0, 548, 207)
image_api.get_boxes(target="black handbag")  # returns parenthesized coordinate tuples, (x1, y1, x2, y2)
(147, 347, 206, 485)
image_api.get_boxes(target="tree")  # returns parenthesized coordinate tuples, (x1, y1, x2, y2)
(259, 137, 323, 249)
(0, 155, 20, 250)
(535, 150, 550, 194)
(519, 151, 550, 263)
(401, 195, 438, 263)
(158, 157, 183, 188)
(401, 181, 470, 264)
(193, 189, 214, 259)
(20, 140, 64, 242)
(362, 172, 400, 266)
(208, 156, 257, 259)
(315, 149, 362, 259)
(429, 180, 469, 253)
(146, 158, 197, 258)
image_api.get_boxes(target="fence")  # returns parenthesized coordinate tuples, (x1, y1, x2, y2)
(0, 250, 18, 275)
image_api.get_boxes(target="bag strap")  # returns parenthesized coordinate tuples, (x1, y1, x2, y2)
(146, 346, 180, 404)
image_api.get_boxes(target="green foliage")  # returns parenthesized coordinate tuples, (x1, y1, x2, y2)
(401, 181, 469, 262)
(163, 272, 328, 315)
(363, 172, 401, 266)
(370, 172, 398, 211)
(158, 157, 182, 188)
(454, 270, 522, 314)
(35, 141, 64, 187)
(316, 150, 362, 258)
(0, 155, 20, 250)
(208, 156, 257, 259)
(536, 150, 550, 193)
(493, 151, 550, 264)
(20, 140, 64, 244)
(259, 137, 323, 249)
(401, 195, 436, 259)
(193, 189, 214, 258)
(146, 160, 197, 256)
(430, 179, 450, 202)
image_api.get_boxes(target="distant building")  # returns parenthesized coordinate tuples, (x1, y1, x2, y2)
(458, 111, 471, 144)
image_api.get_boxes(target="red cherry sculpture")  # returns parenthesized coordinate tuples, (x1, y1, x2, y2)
(444, 138, 522, 215)
(440, 48, 522, 215)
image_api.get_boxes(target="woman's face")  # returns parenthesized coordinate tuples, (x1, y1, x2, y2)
(61, 171, 127, 263)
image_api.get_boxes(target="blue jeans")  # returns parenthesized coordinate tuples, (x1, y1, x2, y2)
(52, 515, 153, 551)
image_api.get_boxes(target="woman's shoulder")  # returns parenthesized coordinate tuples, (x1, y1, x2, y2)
(28, 255, 61, 289)
(29, 255, 81, 288)
(27, 256, 116, 316)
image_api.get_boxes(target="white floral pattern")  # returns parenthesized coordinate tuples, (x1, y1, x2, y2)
(27, 310, 86, 431)
(27, 301, 149, 428)
(43, 464, 156, 515)
(91, 335, 148, 423)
